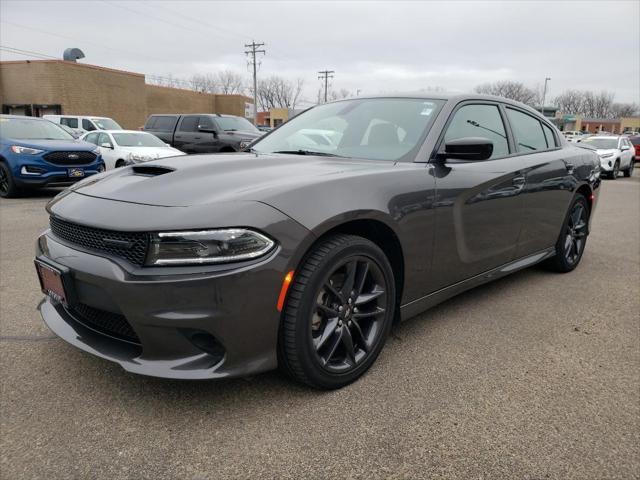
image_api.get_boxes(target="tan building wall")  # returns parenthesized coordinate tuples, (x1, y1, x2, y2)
(0, 60, 253, 129)
(269, 108, 289, 127)
(620, 117, 640, 132)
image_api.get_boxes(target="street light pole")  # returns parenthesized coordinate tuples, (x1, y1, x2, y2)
(541, 77, 551, 117)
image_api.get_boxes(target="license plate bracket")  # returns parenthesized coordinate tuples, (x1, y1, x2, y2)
(68, 168, 85, 178)
(34, 258, 76, 307)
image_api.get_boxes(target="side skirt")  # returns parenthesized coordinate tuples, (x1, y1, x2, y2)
(399, 247, 556, 321)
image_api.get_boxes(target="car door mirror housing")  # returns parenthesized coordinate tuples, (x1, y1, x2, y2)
(100, 142, 113, 149)
(198, 125, 217, 134)
(621, 145, 630, 151)
(442, 137, 493, 161)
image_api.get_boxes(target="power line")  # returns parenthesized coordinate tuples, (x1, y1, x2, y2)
(245, 41, 266, 123)
(318, 70, 335, 103)
(0, 45, 58, 60)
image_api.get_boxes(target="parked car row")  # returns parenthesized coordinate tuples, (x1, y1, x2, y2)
(579, 135, 636, 179)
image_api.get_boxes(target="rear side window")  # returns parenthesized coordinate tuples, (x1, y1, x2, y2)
(198, 116, 215, 130)
(542, 123, 557, 148)
(82, 119, 96, 131)
(149, 116, 178, 131)
(506, 108, 547, 152)
(84, 132, 99, 145)
(443, 104, 509, 159)
(178, 116, 200, 132)
(61, 117, 78, 128)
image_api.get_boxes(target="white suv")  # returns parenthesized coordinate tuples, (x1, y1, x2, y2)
(43, 115, 122, 135)
(580, 135, 635, 179)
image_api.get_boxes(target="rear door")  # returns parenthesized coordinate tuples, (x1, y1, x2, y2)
(504, 107, 576, 258)
(144, 116, 177, 145)
(429, 102, 526, 290)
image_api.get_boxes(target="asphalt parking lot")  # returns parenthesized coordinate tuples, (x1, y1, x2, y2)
(1, 173, 638, 480)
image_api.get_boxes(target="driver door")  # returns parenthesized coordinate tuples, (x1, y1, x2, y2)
(97, 132, 117, 169)
(428, 102, 526, 291)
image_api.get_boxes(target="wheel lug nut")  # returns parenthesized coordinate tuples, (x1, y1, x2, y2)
(338, 306, 343, 312)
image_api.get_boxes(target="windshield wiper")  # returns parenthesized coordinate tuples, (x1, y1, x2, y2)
(272, 149, 345, 157)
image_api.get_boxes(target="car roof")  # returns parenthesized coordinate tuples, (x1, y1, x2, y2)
(98, 130, 150, 134)
(0, 114, 49, 121)
(584, 135, 620, 140)
(148, 113, 239, 118)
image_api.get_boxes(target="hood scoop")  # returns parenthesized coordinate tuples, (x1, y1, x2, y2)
(131, 165, 175, 177)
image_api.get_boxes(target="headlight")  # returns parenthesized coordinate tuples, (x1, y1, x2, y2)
(600, 153, 614, 158)
(239, 140, 252, 150)
(11, 145, 44, 155)
(146, 229, 275, 266)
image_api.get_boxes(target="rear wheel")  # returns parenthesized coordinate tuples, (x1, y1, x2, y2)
(0, 162, 20, 198)
(115, 159, 126, 168)
(280, 234, 396, 389)
(545, 195, 589, 273)
(623, 159, 634, 177)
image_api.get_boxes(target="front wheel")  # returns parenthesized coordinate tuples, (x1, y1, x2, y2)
(545, 195, 589, 273)
(0, 162, 20, 198)
(280, 234, 396, 389)
(623, 159, 634, 177)
(610, 161, 620, 179)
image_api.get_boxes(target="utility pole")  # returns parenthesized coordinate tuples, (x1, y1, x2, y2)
(244, 41, 265, 124)
(318, 70, 335, 103)
(541, 77, 551, 117)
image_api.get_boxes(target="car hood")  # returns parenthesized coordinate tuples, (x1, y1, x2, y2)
(224, 130, 262, 139)
(117, 146, 185, 157)
(69, 153, 397, 207)
(4, 138, 97, 151)
(595, 148, 618, 156)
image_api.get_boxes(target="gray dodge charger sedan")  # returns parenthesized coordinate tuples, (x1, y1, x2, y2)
(35, 94, 600, 389)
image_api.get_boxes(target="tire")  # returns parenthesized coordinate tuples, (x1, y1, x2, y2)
(609, 160, 620, 179)
(280, 234, 396, 389)
(115, 160, 125, 168)
(545, 195, 589, 273)
(0, 162, 21, 198)
(623, 159, 634, 177)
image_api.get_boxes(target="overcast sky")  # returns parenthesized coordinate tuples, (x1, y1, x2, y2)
(1, 0, 639, 106)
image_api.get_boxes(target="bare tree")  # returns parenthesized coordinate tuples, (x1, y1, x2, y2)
(257, 76, 304, 111)
(474, 81, 538, 106)
(611, 102, 639, 118)
(216, 70, 245, 95)
(189, 73, 218, 93)
(553, 89, 584, 115)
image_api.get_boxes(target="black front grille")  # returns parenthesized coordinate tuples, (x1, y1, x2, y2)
(68, 303, 140, 344)
(43, 151, 97, 165)
(50, 216, 149, 266)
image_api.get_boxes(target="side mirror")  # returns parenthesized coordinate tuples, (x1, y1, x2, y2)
(441, 137, 493, 161)
(621, 145, 630, 151)
(100, 142, 113, 149)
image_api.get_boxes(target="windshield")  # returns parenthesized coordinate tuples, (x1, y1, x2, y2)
(91, 118, 122, 130)
(0, 118, 74, 140)
(112, 132, 166, 147)
(216, 116, 259, 133)
(251, 98, 444, 161)
(582, 137, 619, 149)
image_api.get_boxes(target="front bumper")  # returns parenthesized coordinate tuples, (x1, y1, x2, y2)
(37, 194, 313, 379)
(598, 156, 616, 172)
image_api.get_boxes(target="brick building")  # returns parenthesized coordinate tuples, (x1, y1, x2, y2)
(0, 60, 254, 129)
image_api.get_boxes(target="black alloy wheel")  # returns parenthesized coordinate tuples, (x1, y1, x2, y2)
(280, 234, 395, 389)
(0, 162, 19, 198)
(546, 195, 589, 273)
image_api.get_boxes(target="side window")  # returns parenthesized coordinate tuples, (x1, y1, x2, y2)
(542, 123, 557, 148)
(506, 108, 547, 152)
(178, 116, 200, 132)
(84, 132, 99, 145)
(144, 117, 157, 129)
(153, 116, 177, 131)
(98, 133, 112, 148)
(443, 104, 509, 159)
(61, 117, 78, 128)
(198, 116, 215, 130)
(82, 119, 96, 131)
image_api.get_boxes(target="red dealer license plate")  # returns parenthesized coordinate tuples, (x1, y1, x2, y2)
(35, 260, 68, 305)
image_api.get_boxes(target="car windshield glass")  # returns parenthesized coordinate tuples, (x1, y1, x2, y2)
(251, 98, 444, 161)
(112, 132, 166, 147)
(216, 116, 259, 133)
(91, 118, 122, 130)
(582, 138, 618, 149)
(0, 118, 74, 140)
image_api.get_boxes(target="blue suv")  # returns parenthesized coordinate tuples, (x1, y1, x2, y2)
(0, 115, 105, 198)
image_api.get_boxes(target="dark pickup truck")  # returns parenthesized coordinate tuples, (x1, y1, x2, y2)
(143, 113, 262, 154)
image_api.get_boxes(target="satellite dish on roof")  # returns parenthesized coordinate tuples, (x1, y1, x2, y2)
(63, 48, 85, 62)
